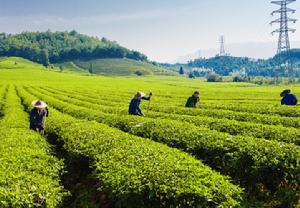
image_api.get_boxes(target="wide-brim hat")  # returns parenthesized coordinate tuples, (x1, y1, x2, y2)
(135, 92, 146, 98)
(280, 89, 291, 97)
(32, 100, 47, 108)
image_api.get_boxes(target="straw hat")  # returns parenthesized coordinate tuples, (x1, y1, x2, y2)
(280, 89, 291, 97)
(32, 100, 48, 108)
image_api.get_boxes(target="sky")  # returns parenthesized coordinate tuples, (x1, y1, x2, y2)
(1, 0, 300, 62)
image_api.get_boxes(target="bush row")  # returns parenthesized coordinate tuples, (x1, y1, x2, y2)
(44, 86, 300, 118)
(152, 106, 300, 128)
(39, 87, 300, 145)
(17, 86, 243, 208)
(199, 102, 300, 118)
(42, 86, 300, 129)
(0, 85, 66, 207)
(25, 86, 300, 207)
(0, 85, 6, 116)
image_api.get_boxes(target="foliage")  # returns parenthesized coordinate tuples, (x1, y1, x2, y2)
(88, 63, 93, 74)
(0, 31, 147, 65)
(179, 66, 184, 75)
(187, 50, 300, 77)
(0, 85, 66, 207)
(24, 86, 300, 207)
(207, 71, 222, 82)
(17, 87, 243, 208)
(38, 86, 300, 145)
(188, 72, 195, 78)
(134, 70, 144, 76)
(1, 57, 300, 207)
(74, 58, 174, 76)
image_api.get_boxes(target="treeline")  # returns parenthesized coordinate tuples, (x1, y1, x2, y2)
(186, 49, 300, 77)
(0, 30, 147, 66)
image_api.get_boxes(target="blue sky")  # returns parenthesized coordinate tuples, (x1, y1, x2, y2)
(1, 0, 300, 62)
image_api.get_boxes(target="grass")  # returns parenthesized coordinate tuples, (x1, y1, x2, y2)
(74, 58, 176, 76)
(54, 61, 89, 74)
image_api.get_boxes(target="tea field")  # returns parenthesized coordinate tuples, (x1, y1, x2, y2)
(0, 57, 299, 207)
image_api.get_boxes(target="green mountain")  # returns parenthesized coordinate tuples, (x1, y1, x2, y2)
(0, 31, 175, 76)
(0, 31, 147, 66)
(186, 49, 300, 77)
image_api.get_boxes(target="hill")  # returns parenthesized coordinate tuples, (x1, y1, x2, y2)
(74, 58, 175, 76)
(0, 57, 44, 70)
(0, 31, 147, 66)
(185, 49, 300, 77)
(54, 61, 89, 75)
(0, 31, 175, 76)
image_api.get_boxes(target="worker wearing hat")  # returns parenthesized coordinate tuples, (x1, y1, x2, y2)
(280, 89, 298, 106)
(185, 91, 200, 108)
(30, 100, 49, 135)
(129, 92, 152, 116)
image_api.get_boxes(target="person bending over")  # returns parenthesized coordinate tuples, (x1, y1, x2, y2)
(129, 92, 152, 116)
(185, 91, 200, 108)
(281, 89, 298, 106)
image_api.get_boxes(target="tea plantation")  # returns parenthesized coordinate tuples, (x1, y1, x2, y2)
(0, 57, 299, 207)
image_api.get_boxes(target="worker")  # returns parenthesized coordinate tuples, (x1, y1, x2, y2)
(185, 91, 200, 108)
(30, 100, 49, 135)
(281, 89, 298, 106)
(129, 92, 152, 116)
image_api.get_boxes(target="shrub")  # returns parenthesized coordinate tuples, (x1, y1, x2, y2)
(0, 86, 66, 207)
(18, 87, 243, 208)
(23, 86, 300, 207)
(207, 72, 222, 82)
(134, 70, 144, 76)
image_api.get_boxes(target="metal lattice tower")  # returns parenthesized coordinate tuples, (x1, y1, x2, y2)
(270, 0, 297, 54)
(219, 35, 226, 56)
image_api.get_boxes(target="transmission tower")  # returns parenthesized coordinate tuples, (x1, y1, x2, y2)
(270, 0, 297, 54)
(219, 35, 226, 56)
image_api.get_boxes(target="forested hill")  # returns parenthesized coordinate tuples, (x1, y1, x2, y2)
(187, 49, 300, 77)
(0, 31, 147, 66)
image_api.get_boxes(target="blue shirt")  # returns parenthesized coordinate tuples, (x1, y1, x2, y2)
(281, 94, 298, 106)
(128, 97, 150, 115)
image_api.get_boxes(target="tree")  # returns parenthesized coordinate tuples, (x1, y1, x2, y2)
(101, 37, 109, 43)
(40, 49, 50, 67)
(134, 70, 144, 76)
(179, 66, 184, 75)
(89, 63, 93, 74)
(231, 68, 248, 82)
(69, 30, 78, 36)
(188, 72, 195, 79)
(207, 72, 222, 82)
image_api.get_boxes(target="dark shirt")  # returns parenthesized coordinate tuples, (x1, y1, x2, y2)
(30, 108, 49, 129)
(281, 94, 298, 106)
(185, 95, 199, 108)
(129, 97, 150, 115)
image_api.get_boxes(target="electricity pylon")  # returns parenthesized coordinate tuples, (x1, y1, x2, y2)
(219, 35, 227, 56)
(271, 0, 297, 54)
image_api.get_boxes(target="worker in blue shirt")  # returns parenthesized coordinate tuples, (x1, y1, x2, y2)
(280, 89, 298, 106)
(129, 92, 152, 116)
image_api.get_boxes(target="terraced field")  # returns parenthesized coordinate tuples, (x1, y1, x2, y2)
(0, 58, 299, 207)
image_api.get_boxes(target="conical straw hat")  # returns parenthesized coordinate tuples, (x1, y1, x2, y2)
(32, 100, 48, 108)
